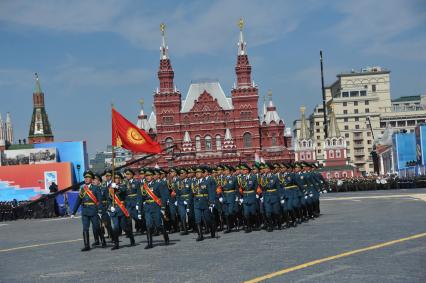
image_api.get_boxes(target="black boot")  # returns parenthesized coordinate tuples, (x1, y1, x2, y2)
(245, 217, 252, 233)
(99, 230, 107, 248)
(111, 231, 119, 250)
(162, 227, 170, 245)
(181, 222, 189, 235)
(129, 232, 135, 246)
(144, 229, 153, 249)
(210, 223, 216, 238)
(224, 216, 231, 234)
(92, 230, 100, 247)
(81, 231, 91, 252)
(196, 224, 204, 241)
(267, 218, 273, 232)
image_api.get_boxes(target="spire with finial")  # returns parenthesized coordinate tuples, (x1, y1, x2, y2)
(234, 18, 252, 88)
(238, 18, 246, 55)
(157, 22, 175, 94)
(160, 23, 169, 60)
(299, 106, 310, 140)
(136, 99, 151, 132)
(34, 73, 42, 94)
(262, 95, 267, 121)
(327, 103, 341, 138)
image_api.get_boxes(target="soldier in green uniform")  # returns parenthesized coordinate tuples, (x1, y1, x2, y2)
(71, 170, 105, 251)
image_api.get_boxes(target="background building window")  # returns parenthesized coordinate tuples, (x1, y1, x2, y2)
(366, 108, 370, 113)
(195, 136, 201, 151)
(354, 101, 358, 106)
(342, 92, 349, 97)
(343, 110, 348, 114)
(345, 133, 349, 138)
(372, 85, 376, 92)
(344, 125, 349, 130)
(343, 102, 347, 106)
(365, 100, 369, 105)
(216, 135, 222, 150)
(243, 132, 252, 148)
(354, 109, 359, 114)
(360, 90, 367, 96)
(205, 135, 212, 151)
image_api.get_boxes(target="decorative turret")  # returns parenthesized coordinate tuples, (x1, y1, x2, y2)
(5, 112, 13, 145)
(136, 99, 150, 132)
(157, 23, 175, 94)
(299, 106, 310, 140)
(327, 104, 341, 138)
(264, 90, 281, 125)
(323, 103, 347, 167)
(234, 18, 252, 88)
(295, 106, 315, 162)
(28, 73, 54, 144)
(182, 131, 193, 152)
(223, 128, 236, 150)
(0, 113, 5, 148)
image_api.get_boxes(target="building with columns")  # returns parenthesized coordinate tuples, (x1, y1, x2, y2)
(136, 21, 292, 167)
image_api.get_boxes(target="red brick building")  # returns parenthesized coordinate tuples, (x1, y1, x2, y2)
(137, 22, 293, 167)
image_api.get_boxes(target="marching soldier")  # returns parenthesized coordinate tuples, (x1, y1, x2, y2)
(192, 167, 216, 241)
(166, 168, 179, 233)
(258, 163, 282, 232)
(175, 168, 193, 235)
(92, 174, 108, 247)
(138, 169, 170, 249)
(108, 172, 135, 250)
(100, 170, 114, 239)
(123, 169, 140, 234)
(71, 170, 105, 251)
(238, 164, 258, 233)
(220, 165, 239, 233)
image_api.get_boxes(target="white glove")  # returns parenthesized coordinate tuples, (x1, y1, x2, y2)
(239, 198, 244, 204)
(70, 214, 75, 218)
(256, 194, 259, 199)
(323, 190, 327, 194)
(174, 201, 178, 206)
(161, 209, 166, 216)
(136, 205, 139, 210)
(260, 197, 264, 203)
(209, 206, 213, 213)
(98, 213, 102, 219)
(110, 207, 116, 212)
(235, 196, 239, 202)
(186, 208, 190, 213)
(280, 199, 285, 204)
(219, 197, 223, 203)
(309, 194, 313, 197)
(304, 196, 308, 199)
(138, 214, 142, 220)
(111, 183, 117, 189)
(183, 201, 188, 205)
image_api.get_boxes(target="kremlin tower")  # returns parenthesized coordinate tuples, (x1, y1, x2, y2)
(28, 73, 54, 144)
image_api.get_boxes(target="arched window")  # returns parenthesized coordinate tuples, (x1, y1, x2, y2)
(165, 137, 173, 153)
(216, 135, 222, 150)
(195, 136, 201, 151)
(329, 150, 334, 158)
(332, 139, 336, 146)
(336, 150, 341, 158)
(342, 172, 347, 178)
(243, 132, 252, 148)
(300, 153, 305, 160)
(184, 115, 189, 125)
(205, 135, 212, 151)
(327, 173, 331, 178)
(335, 172, 339, 178)
(306, 153, 311, 159)
(303, 141, 307, 147)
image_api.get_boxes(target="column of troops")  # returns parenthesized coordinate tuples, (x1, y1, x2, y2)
(72, 161, 330, 251)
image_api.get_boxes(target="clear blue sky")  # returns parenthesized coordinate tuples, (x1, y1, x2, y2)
(1, 0, 425, 155)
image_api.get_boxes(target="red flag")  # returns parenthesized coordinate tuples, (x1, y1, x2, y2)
(112, 108, 161, 153)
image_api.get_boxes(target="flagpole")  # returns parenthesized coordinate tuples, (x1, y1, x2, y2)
(111, 104, 116, 180)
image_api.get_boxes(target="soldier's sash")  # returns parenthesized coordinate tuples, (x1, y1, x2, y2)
(112, 193, 130, 217)
(143, 183, 162, 206)
(83, 185, 98, 206)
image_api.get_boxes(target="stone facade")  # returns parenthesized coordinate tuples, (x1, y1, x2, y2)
(137, 22, 293, 167)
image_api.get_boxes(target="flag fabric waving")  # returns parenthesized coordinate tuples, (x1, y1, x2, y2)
(112, 108, 161, 153)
